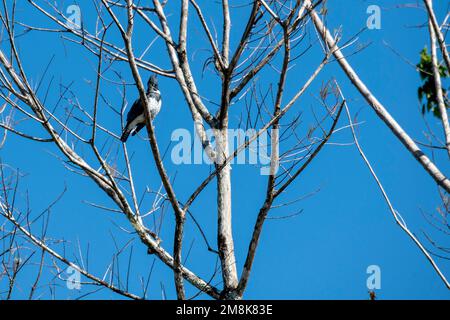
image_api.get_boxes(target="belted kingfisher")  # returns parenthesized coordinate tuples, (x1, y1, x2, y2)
(120, 75, 161, 142)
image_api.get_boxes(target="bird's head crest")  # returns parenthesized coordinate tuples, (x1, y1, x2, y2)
(148, 75, 158, 91)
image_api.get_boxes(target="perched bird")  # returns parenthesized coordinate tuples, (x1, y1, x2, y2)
(120, 75, 161, 142)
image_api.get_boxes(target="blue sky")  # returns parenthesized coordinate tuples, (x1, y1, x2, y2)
(1, 0, 449, 299)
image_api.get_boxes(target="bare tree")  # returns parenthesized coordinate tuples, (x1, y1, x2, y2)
(0, 0, 449, 299)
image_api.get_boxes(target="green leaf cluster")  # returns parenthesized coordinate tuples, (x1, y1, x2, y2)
(417, 47, 449, 119)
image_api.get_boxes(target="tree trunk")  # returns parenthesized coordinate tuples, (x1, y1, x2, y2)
(215, 125, 238, 296)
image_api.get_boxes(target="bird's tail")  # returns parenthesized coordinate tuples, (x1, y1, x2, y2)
(120, 128, 131, 142)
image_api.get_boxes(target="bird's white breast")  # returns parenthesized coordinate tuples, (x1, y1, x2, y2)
(149, 90, 162, 118)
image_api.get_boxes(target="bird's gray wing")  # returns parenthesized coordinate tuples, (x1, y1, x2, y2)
(126, 98, 143, 124)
